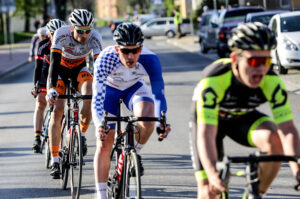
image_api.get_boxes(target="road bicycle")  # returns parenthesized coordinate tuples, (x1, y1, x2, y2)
(102, 101, 167, 199)
(40, 107, 52, 169)
(216, 152, 300, 199)
(57, 78, 92, 199)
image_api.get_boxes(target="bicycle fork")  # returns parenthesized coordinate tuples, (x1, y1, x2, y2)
(244, 162, 261, 199)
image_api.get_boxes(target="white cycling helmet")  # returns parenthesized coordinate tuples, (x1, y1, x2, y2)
(37, 27, 47, 36)
(46, 19, 66, 34)
(69, 9, 94, 27)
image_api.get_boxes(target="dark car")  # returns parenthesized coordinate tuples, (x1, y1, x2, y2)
(109, 19, 124, 33)
(216, 7, 264, 57)
(245, 10, 287, 25)
(198, 10, 220, 53)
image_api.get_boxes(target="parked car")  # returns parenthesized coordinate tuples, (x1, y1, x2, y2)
(198, 10, 220, 53)
(269, 11, 300, 74)
(133, 14, 156, 27)
(141, 17, 191, 39)
(210, 7, 264, 57)
(245, 10, 286, 25)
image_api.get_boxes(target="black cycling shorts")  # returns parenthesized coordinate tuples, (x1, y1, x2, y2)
(189, 101, 273, 173)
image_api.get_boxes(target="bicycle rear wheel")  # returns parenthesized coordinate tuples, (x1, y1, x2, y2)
(107, 147, 121, 199)
(121, 150, 141, 199)
(60, 115, 69, 190)
(69, 124, 83, 199)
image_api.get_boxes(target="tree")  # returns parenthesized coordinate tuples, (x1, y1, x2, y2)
(163, 0, 175, 17)
(14, 0, 43, 32)
(128, 0, 151, 14)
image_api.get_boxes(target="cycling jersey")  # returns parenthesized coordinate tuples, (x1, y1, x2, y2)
(192, 58, 293, 125)
(48, 25, 103, 88)
(34, 38, 51, 86)
(51, 26, 103, 69)
(92, 46, 167, 129)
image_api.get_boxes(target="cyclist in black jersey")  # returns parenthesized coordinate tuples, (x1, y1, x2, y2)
(31, 19, 65, 153)
(190, 22, 300, 198)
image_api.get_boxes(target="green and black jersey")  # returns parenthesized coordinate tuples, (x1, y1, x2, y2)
(192, 58, 293, 126)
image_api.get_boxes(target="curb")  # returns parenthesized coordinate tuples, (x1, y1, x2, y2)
(0, 60, 29, 79)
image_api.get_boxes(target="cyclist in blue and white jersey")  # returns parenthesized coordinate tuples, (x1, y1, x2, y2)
(92, 23, 171, 199)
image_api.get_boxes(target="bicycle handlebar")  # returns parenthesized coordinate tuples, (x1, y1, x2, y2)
(58, 94, 92, 100)
(216, 153, 300, 191)
(101, 111, 167, 141)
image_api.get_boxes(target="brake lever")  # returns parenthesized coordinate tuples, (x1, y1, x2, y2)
(157, 111, 166, 142)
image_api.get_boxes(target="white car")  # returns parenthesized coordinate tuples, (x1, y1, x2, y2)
(141, 17, 191, 39)
(269, 11, 300, 74)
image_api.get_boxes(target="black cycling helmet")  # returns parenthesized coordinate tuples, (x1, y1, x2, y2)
(228, 22, 276, 51)
(113, 22, 144, 46)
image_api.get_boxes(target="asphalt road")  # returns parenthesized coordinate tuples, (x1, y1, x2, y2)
(1, 29, 300, 199)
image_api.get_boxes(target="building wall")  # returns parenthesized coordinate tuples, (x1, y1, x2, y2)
(97, 0, 119, 20)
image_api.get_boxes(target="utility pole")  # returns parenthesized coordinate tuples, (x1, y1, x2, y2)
(213, 0, 217, 10)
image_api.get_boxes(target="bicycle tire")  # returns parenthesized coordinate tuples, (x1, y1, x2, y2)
(69, 124, 83, 199)
(121, 150, 141, 199)
(44, 140, 51, 169)
(60, 115, 69, 190)
(41, 110, 51, 168)
(107, 147, 122, 199)
(40, 110, 50, 154)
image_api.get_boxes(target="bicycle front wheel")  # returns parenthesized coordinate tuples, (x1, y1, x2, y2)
(121, 150, 141, 199)
(60, 115, 69, 190)
(69, 124, 83, 199)
(107, 147, 121, 199)
(41, 110, 51, 168)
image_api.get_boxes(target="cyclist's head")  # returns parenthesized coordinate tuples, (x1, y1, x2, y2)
(37, 27, 48, 40)
(69, 9, 94, 27)
(69, 9, 94, 44)
(46, 19, 66, 37)
(228, 22, 276, 52)
(114, 23, 144, 69)
(113, 22, 144, 46)
(228, 22, 275, 88)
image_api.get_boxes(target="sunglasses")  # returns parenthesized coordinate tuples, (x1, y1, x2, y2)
(119, 47, 142, 55)
(75, 28, 92, 34)
(246, 56, 272, 68)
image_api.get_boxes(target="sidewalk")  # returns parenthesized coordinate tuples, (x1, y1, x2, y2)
(0, 40, 30, 78)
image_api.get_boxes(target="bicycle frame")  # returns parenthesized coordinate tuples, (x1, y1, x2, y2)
(217, 152, 300, 199)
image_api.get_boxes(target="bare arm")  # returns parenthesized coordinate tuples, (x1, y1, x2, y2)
(278, 120, 300, 179)
(197, 123, 226, 193)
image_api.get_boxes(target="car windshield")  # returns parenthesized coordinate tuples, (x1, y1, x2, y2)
(252, 15, 274, 25)
(281, 15, 300, 32)
(221, 9, 263, 27)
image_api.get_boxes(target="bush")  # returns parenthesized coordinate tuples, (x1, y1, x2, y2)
(0, 32, 34, 45)
(95, 19, 109, 27)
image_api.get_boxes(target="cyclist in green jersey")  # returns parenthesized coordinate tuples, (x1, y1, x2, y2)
(190, 22, 300, 198)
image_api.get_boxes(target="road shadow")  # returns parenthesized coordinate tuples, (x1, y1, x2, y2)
(0, 147, 32, 158)
(0, 187, 95, 199)
(0, 125, 33, 129)
(0, 110, 34, 115)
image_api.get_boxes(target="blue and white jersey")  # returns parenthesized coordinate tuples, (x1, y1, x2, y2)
(92, 46, 167, 129)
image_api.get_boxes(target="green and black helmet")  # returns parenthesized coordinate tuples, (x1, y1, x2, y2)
(228, 22, 277, 51)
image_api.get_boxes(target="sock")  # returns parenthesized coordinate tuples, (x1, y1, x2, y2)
(134, 138, 144, 155)
(51, 156, 59, 165)
(50, 146, 59, 164)
(34, 130, 41, 138)
(80, 121, 89, 133)
(96, 182, 107, 199)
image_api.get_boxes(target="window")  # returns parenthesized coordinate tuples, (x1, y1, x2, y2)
(148, 20, 166, 27)
(280, 15, 300, 32)
(281, 0, 290, 7)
